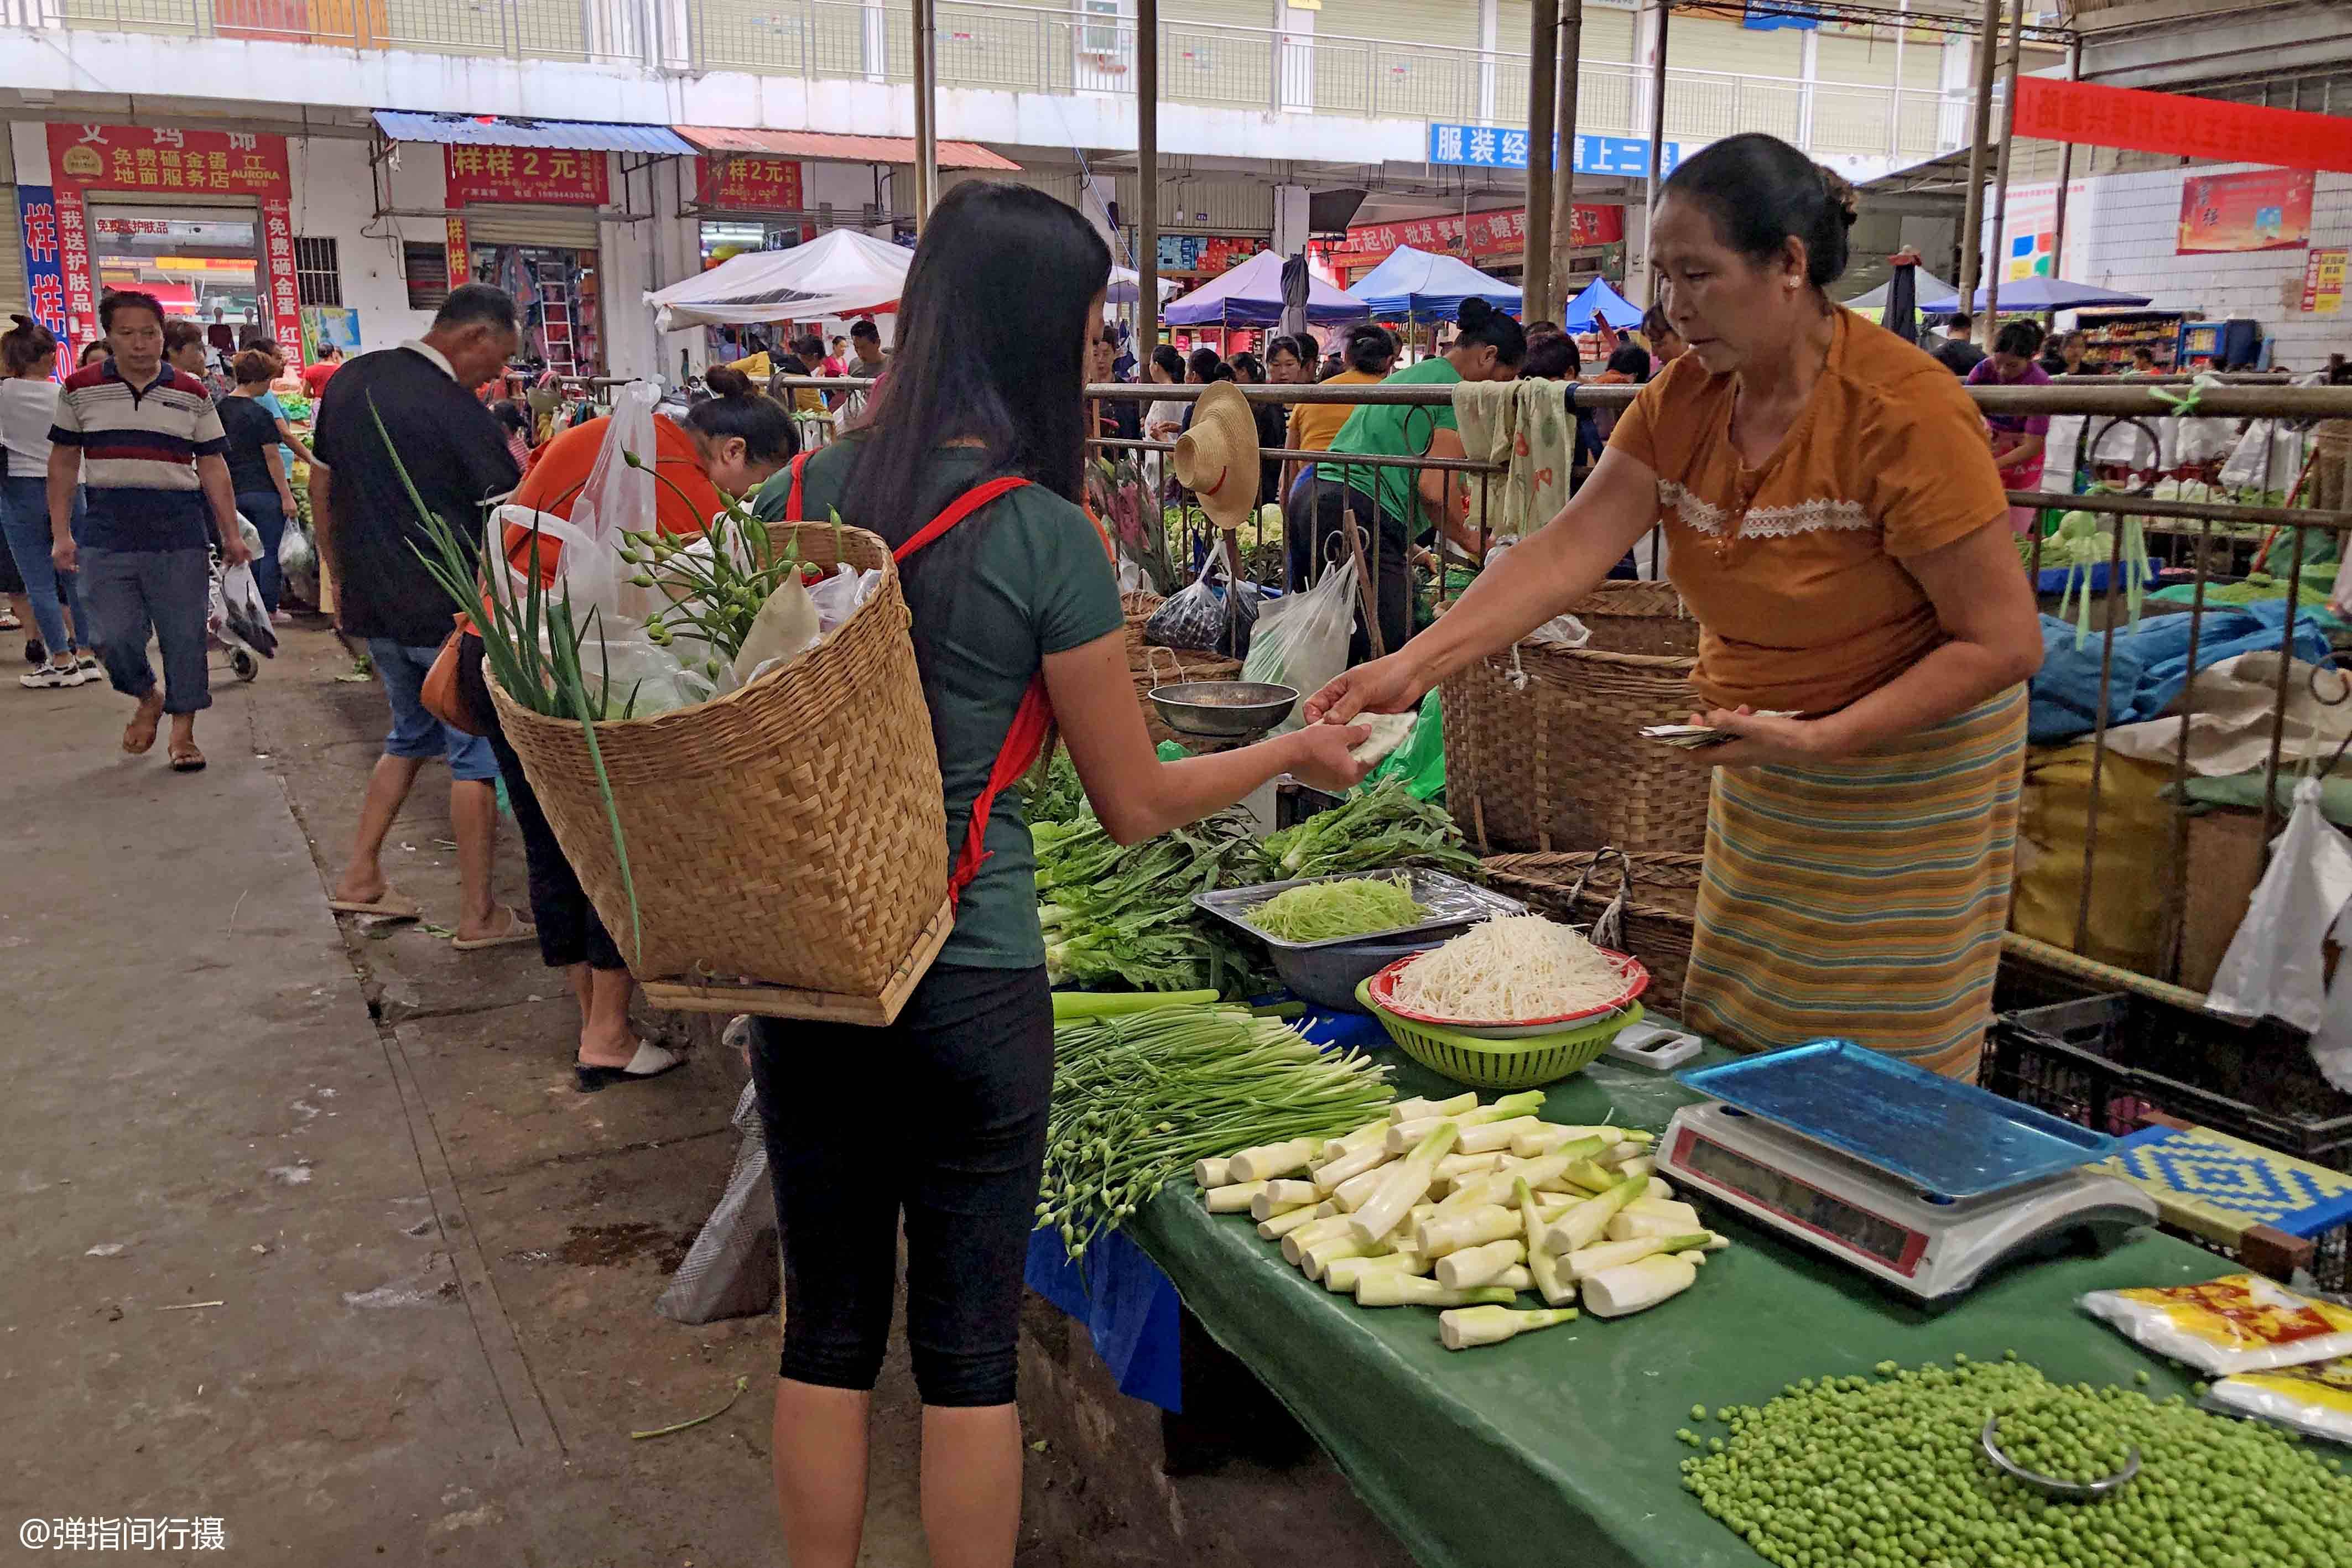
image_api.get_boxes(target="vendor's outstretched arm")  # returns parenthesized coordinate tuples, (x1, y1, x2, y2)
(1044, 632, 1372, 846)
(1308, 447, 1661, 723)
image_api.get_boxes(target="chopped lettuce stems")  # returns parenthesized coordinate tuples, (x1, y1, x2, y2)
(1198, 1093, 1729, 1348)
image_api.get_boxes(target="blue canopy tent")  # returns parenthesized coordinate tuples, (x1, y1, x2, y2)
(1344, 245, 1522, 322)
(1916, 277, 2155, 312)
(1164, 249, 1371, 328)
(1559, 277, 1645, 332)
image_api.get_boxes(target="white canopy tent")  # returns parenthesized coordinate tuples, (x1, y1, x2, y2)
(645, 229, 912, 332)
(1106, 265, 1180, 305)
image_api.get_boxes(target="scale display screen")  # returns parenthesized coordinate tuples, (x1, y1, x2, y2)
(1679, 1131, 1923, 1273)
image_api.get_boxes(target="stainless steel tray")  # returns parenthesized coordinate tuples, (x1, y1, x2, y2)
(1193, 869, 1524, 952)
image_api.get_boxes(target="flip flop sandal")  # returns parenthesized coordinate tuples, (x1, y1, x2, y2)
(326, 891, 422, 920)
(122, 703, 164, 756)
(450, 906, 539, 951)
(168, 745, 206, 773)
(575, 1042, 684, 1093)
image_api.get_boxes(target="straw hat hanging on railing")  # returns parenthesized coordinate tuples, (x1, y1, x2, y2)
(1173, 381, 1262, 534)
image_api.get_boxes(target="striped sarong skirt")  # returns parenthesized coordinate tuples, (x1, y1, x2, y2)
(1682, 685, 2028, 1080)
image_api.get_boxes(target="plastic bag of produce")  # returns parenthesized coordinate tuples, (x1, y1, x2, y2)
(2203, 1357, 2352, 1445)
(1241, 540, 1357, 731)
(654, 1080, 778, 1324)
(278, 516, 315, 581)
(2207, 777, 2352, 1033)
(1143, 548, 1260, 659)
(2079, 1275, 2352, 1375)
(806, 562, 883, 634)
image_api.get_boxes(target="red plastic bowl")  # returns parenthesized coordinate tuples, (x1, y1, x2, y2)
(1365, 948, 1650, 1035)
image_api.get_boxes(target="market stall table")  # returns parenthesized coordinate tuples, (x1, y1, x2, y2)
(1120, 1039, 2235, 1568)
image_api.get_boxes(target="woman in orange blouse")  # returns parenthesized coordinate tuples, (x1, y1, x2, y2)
(1310, 134, 2043, 1078)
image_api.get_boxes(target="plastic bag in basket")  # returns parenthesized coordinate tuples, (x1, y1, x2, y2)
(1144, 547, 1260, 659)
(2079, 1274, 2352, 1376)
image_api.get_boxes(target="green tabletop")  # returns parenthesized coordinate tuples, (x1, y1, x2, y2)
(1127, 1044, 2226, 1568)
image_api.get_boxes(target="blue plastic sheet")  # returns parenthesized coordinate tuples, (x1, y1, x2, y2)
(2027, 601, 2333, 745)
(1025, 1225, 1184, 1411)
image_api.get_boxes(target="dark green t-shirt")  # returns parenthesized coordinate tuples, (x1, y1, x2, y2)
(1315, 357, 1461, 530)
(753, 441, 1122, 970)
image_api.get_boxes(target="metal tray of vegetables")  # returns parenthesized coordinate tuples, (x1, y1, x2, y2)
(1193, 869, 1524, 954)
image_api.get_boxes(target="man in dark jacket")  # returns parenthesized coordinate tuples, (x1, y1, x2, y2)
(1933, 312, 1985, 377)
(310, 284, 529, 946)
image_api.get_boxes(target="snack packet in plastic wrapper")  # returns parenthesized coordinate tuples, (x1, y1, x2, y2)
(2204, 1356, 2352, 1446)
(2079, 1274, 2352, 1376)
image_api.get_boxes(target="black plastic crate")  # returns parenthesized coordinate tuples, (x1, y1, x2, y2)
(1985, 989, 2352, 1293)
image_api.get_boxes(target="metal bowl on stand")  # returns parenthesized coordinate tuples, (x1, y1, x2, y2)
(1148, 680, 1299, 742)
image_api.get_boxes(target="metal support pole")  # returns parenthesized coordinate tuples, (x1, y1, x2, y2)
(1643, 0, 1669, 305)
(1137, 0, 1160, 359)
(1955, 0, 2002, 321)
(1524, 0, 1560, 324)
(1551, 0, 1584, 297)
(1984, 0, 2025, 337)
(912, 0, 939, 227)
(2051, 33, 2083, 284)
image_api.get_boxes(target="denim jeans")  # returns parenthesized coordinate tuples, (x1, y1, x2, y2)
(0, 474, 85, 657)
(234, 489, 286, 614)
(78, 545, 211, 713)
(365, 638, 497, 782)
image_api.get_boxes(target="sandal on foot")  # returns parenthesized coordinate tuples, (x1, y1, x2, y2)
(575, 1042, 683, 1092)
(122, 698, 164, 756)
(327, 890, 422, 920)
(451, 905, 538, 951)
(168, 743, 206, 773)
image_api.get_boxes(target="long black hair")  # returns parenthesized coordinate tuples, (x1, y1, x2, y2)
(830, 180, 1109, 683)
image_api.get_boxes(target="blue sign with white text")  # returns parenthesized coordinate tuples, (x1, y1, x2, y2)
(1425, 126, 1684, 179)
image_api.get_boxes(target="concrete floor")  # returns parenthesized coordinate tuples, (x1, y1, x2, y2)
(0, 624, 933, 1566)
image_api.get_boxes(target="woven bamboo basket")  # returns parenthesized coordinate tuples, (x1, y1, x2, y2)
(1121, 590, 1164, 665)
(484, 521, 954, 1024)
(1567, 579, 1699, 657)
(1442, 631, 1710, 856)
(1482, 851, 1701, 1016)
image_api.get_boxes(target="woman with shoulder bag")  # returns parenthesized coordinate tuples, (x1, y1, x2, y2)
(745, 180, 1373, 1568)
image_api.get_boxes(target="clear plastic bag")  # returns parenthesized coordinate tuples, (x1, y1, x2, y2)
(806, 562, 883, 634)
(2079, 1274, 2352, 1375)
(2204, 1357, 2352, 1445)
(653, 1081, 778, 1324)
(1241, 535, 1358, 731)
(1143, 547, 1260, 658)
(2207, 777, 2352, 1033)
(278, 517, 314, 581)
(215, 560, 277, 657)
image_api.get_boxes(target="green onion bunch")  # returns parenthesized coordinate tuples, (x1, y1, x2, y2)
(1680, 1355, 2352, 1568)
(1039, 1005, 1393, 1261)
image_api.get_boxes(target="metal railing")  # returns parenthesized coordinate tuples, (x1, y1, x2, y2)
(4, 0, 1971, 155)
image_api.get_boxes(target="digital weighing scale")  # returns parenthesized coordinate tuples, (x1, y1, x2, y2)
(1661, 1042, 2159, 1305)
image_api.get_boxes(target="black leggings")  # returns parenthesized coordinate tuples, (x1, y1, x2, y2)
(751, 963, 1054, 1408)
(457, 633, 625, 971)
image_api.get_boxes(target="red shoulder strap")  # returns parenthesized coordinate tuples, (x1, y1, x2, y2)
(886, 473, 1047, 905)
(781, 450, 811, 522)
(893, 476, 1031, 562)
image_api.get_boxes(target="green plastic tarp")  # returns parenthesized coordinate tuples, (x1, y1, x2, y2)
(1127, 1045, 2228, 1568)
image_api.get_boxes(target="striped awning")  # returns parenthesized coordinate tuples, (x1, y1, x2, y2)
(372, 112, 694, 155)
(673, 126, 1020, 171)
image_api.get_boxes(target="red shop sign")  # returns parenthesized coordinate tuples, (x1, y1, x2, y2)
(49, 122, 290, 197)
(697, 155, 805, 212)
(1328, 203, 1623, 264)
(445, 144, 610, 207)
(2016, 77, 2352, 175)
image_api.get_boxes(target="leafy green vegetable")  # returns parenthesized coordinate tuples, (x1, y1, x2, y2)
(1022, 747, 1089, 827)
(1252, 876, 1428, 942)
(1035, 810, 1272, 996)
(1261, 777, 1479, 881)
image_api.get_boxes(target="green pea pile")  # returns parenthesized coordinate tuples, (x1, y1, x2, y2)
(1678, 1355, 2352, 1568)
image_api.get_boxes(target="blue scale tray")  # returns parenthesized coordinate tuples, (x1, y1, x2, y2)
(1675, 1040, 2122, 1199)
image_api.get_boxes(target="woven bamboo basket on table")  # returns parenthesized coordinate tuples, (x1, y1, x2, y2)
(1482, 850, 1701, 1017)
(1440, 580, 1711, 856)
(483, 521, 954, 1024)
